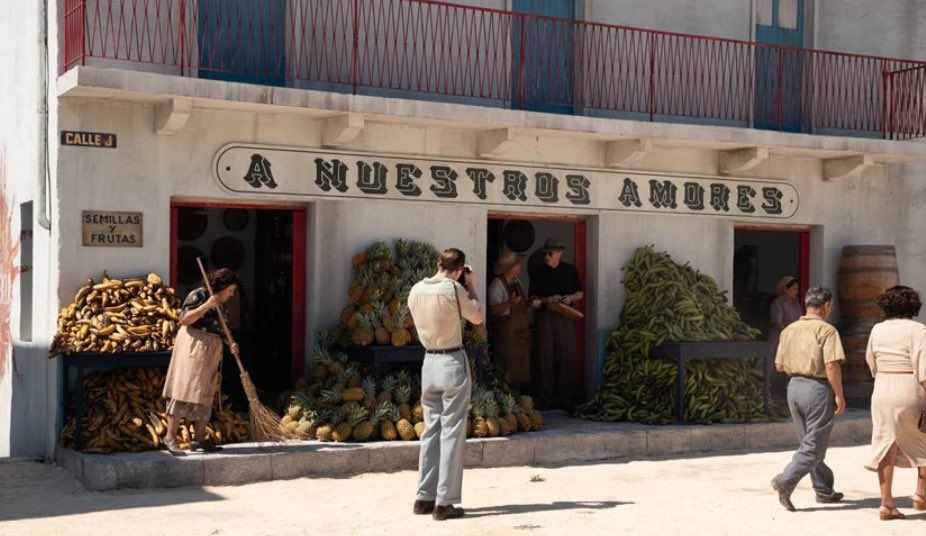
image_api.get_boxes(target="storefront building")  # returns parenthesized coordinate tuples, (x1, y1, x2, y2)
(4, 0, 926, 459)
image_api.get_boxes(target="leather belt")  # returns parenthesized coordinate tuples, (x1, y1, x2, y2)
(426, 346, 464, 354)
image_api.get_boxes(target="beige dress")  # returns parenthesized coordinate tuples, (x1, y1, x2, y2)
(865, 318, 926, 470)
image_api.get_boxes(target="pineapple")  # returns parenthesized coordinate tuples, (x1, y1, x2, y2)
(396, 418, 416, 441)
(373, 301, 391, 345)
(340, 401, 359, 419)
(339, 305, 356, 327)
(281, 414, 294, 426)
(471, 390, 488, 438)
(361, 376, 377, 410)
(351, 313, 376, 346)
(414, 421, 425, 439)
(391, 326, 411, 347)
(394, 383, 412, 421)
(352, 405, 378, 442)
(502, 393, 519, 433)
(348, 266, 371, 304)
(516, 411, 533, 432)
(377, 402, 399, 441)
(377, 376, 397, 405)
(328, 352, 348, 376)
(310, 348, 332, 383)
(499, 415, 513, 436)
(315, 410, 335, 442)
(331, 412, 352, 443)
(351, 251, 368, 267)
(342, 385, 365, 403)
(529, 409, 543, 430)
(296, 419, 315, 439)
(319, 386, 343, 409)
(367, 240, 394, 272)
(484, 392, 501, 437)
(411, 401, 424, 423)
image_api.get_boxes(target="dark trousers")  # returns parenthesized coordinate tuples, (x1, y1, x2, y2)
(534, 309, 576, 408)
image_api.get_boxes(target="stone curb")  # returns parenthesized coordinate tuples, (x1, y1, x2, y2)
(57, 409, 872, 491)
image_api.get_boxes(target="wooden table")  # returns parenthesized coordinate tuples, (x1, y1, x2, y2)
(345, 345, 486, 381)
(650, 341, 776, 422)
(61, 351, 172, 451)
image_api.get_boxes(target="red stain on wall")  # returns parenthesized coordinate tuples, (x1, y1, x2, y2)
(0, 148, 21, 381)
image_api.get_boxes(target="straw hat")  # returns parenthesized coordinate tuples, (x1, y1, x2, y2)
(493, 251, 524, 275)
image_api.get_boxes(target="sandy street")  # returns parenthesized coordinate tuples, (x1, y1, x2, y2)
(1, 444, 924, 536)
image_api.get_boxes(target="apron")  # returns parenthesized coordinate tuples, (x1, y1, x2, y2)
(162, 325, 224, 406)
(492, 277, 532, 383)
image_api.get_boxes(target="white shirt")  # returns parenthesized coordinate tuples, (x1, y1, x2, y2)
(407, 276, 482, 350)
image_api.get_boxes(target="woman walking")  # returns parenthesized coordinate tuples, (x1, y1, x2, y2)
(162, 268, 240, 455)
(865, 285, 926, 520)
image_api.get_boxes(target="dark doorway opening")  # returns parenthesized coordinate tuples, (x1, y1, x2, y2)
(487, 214, 586, 409)
(171, 203, 306, 408)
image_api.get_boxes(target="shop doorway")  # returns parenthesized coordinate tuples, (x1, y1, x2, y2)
(733, 226, 809, 338)
(486, 214, 587, 408)
(170, 203, 306, 404)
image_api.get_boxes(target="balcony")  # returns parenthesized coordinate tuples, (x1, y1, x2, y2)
(63, 0, 926, 140)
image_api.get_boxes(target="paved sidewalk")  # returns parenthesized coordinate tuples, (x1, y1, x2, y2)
(57, 409, 872, 490)
(2, 444, 925, 535)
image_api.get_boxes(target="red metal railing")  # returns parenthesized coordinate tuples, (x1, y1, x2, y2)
(63, 0, 926, 139)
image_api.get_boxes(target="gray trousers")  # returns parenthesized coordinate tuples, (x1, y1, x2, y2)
(417, 350, 471, 506)
(778, 376, 837, 495)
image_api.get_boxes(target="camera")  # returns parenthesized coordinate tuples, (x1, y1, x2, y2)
(457, 265, 472, 285)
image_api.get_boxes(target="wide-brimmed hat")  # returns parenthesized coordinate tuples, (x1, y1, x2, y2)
(493, 251, 524, 275)
(543, 237, 566, 251)
(776, 275, 799, 294)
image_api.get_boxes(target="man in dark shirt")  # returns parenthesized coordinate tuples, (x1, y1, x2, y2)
(529, 237, 583, 409)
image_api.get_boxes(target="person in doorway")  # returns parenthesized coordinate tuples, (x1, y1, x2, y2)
(529, 237, 583, 410)
(488, 250, 531, 390)
(863, 285, 926, 520)
(771, 287, 846, 511)
(162, 268, 240, 456)
(407, 248, 483, 521)
(770, 275, 803, 344)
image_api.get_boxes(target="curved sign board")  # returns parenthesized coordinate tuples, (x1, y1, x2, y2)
(214, 144, 799, 219)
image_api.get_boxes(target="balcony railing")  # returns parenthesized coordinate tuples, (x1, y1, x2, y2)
(63, 0, 926, 139)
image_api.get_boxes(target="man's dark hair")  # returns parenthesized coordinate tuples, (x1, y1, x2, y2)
(207, 268, 241, 293)
(877, 285, 922, 319)
(438, 248, 466, 273)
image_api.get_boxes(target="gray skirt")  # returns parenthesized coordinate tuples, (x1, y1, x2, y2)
(166, 398, 212, 422)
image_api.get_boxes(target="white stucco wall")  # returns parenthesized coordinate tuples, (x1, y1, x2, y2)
(816, 1, 926, 59)
(0, 0, 61, 460)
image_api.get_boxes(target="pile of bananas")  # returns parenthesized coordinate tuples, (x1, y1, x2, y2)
(50, 272, 181, 356)
(576, 246, 774, 424)
(60, 367, 250, 453)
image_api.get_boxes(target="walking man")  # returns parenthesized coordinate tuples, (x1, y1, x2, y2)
(407, 247, 483, 520)
(771, 286, 846, 511)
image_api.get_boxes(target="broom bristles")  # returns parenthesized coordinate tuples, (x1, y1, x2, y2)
(239, 372, 299, 442)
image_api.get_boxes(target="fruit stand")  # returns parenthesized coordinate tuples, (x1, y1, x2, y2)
(345, 344, 486, 381)
(62, 351, 171, 451)
(650, 341, 775, 421)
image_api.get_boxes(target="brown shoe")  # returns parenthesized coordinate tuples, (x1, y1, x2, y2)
(432, 505, 464, 521)
(771, 476, 795, 512)
(413, 500, 435, 515)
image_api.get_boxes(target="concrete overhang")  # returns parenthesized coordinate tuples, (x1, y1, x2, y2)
(58, 66, 926, 166)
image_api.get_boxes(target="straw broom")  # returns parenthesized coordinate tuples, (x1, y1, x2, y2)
(196, 258, 296, 442)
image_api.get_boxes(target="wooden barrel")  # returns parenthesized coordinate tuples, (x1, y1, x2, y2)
(838, 245, 898, 330)
(837, 245, 898, 405)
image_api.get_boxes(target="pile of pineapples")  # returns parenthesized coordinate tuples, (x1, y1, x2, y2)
(331, 239, 439, 348)
(280, 349, 544, 442)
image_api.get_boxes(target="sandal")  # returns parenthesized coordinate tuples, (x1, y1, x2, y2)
(913, 494, 926, 511)
(163, 438, 186, 457)
(879, 505, 905, 521)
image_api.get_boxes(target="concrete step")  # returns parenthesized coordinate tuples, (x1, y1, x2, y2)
(57, 408, 872, 491)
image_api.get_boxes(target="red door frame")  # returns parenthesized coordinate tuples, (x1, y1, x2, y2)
(489, 212, 588, 399)
(734, 223, 811, 300)
(170, 201, 308, 380)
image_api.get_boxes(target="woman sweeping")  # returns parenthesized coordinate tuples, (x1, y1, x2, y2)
(162, 268, 241, 455)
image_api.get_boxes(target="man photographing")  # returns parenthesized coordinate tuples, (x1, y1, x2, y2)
(407, 247, 483, 520)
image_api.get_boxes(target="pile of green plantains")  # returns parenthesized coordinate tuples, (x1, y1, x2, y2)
(575, 246, 777, 424)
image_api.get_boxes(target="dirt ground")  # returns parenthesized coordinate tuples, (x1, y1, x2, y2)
(1, 445, 924, 536)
